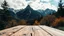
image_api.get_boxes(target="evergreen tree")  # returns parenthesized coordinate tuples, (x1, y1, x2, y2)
(1, 0, 8, 10)
(55, 0, 64, 17)
(1, 0, 10, 16)
(58, 0, 62, 10)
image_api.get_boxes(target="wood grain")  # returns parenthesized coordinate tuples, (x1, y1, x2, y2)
(0, 25, 64, 36)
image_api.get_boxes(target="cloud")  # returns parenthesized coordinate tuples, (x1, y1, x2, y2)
(54, 0, 59, 2)
(30, 2, 42, 10)
(40, 0, 50, 2)
(28, 0, 57, 11)
(6, 0, 41, 10)
(0, 0, 3, 4)
(0, 0, 4, 9)
(30, 0, 57, 11)
(0, 0, 57, 11)
(6, 0, 28, 9)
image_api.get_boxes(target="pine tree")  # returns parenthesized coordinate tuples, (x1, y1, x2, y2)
(1, 0, 9, 11)
(58, 0, 62, 10)
(55, 0, 64, 17)
(1, 0, 11, 21)
(1, 0, 10, 16)
(0, 0, 11, 30)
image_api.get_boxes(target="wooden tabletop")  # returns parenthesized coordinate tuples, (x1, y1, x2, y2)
(0, 25, 64, 36)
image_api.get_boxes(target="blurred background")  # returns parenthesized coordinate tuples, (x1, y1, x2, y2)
(0, 0, 64, 31)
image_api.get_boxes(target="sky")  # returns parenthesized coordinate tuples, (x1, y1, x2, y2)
(0, 0, 64, 11)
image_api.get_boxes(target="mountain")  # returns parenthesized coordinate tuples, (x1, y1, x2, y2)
(8, 5, 56, 20)
(8, 8, 21, 13)
(37, 9, 56, 16)
(37, 9, 44, 13)
(8, 8, 16, 17)
(16, 5, 42, 20)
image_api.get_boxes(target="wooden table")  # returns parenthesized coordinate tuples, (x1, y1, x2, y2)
(0, 25, 64, 36)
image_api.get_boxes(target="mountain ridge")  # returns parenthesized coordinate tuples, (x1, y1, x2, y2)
(16, 5, 42, 20)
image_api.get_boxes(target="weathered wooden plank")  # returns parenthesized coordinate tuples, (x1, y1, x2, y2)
(11, 26, 51, 36)
(0, 25, 25, 36)
(32, 26, 51, 36)
(11, 26, 34, 36)
(40, 25, 64, 36)
(0, 25, 64, 36)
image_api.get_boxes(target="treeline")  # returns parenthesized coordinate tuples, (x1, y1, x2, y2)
(3, 15, 64, 29)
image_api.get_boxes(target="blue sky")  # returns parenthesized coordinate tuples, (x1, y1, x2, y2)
(0, 0, 64, 11)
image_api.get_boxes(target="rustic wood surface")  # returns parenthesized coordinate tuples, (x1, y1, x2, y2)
(0, 25, 64, 36)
